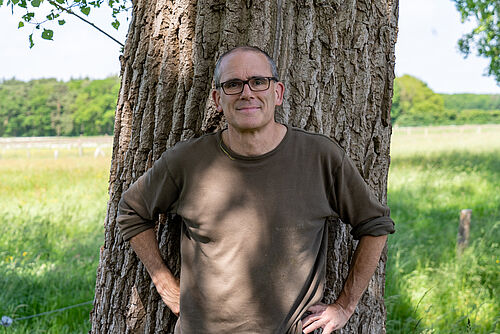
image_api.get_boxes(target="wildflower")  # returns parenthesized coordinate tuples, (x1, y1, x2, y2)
(1, 316, 13, 327)
(22, 252, 27, 257)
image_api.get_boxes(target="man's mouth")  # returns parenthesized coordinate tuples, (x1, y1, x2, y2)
(236, 106, 261, 112)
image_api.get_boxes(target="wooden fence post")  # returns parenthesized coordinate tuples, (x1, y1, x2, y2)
(457, 209, 472, 255)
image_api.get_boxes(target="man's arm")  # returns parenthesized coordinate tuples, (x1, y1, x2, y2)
(302, 234, 387, 334)
(129, 228, 180, 316)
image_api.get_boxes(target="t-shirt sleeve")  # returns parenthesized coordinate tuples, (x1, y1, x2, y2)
(116, 151, 180, 241)
(329, 152, 395, 240)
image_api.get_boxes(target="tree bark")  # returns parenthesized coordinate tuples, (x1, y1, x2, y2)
(90, 0, 398, 333)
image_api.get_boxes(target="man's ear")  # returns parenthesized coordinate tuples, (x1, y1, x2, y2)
(212, 89, 223, 112)
(274, 81, 285, 106)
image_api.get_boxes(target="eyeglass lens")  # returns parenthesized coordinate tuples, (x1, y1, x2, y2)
(222, 77, 270, 94)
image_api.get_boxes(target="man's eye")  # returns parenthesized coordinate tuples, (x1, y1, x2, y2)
(252, 78, 266, 86)
(225, 81, 241, 88)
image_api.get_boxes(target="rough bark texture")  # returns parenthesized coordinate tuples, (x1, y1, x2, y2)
(90, 0, 398, 333)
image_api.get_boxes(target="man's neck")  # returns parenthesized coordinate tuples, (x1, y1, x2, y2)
(223, 122, 287, 157)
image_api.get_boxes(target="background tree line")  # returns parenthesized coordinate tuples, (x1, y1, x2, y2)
(0, 76, 119, 136)
(1, 74, 499, 137)
(391, 75, 500, 126)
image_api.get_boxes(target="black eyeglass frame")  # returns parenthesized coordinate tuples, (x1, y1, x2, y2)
(217, 76, 279, 95)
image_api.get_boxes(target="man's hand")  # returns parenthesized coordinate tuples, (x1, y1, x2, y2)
(154, 274, 180, 316)
(302, 302, 352, 334)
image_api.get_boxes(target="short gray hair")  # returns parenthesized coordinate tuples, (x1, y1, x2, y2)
(213, 46, 279, 88)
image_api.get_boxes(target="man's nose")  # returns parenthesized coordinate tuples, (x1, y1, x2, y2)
(239, 82, 254, 98)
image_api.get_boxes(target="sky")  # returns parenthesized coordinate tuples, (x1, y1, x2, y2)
(0, 3, 129, 81)
(396, 0, 499, 94)
(0, 0, 499, 94)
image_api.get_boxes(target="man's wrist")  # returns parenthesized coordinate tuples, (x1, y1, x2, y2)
(152, 268, 178, 290)
(334, 294, 356, 316)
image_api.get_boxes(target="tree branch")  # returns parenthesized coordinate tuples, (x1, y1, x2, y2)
(47, 0, 125, 48)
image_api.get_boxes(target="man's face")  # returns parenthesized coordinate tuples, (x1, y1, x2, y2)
(212, 51, 284, 132)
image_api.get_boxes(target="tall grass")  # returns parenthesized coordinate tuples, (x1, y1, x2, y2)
(0, 153, 110, 333)
(386, 125, 500, 333)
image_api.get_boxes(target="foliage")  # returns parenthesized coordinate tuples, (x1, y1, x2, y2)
(386, 125, 500, 333)
(391, 75, 500, 126)
(452, 0, 500, 83)
(442, 93, 500, 111)
(0, 0, 130, 48)
(391, 75, 447, 126)
(456, 108, 500, 124)
(0, 76, 119, 136)
(71, 78, 120, 135)
(0, 151, 110, 333)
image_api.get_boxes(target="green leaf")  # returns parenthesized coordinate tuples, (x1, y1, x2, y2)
(31, 0, 41, 7)
(58, 19, 65, 25)
(12, 0, 19, 4)
(80, 6, 90, 15)
(55, 0, 64, 2)
(28, 33, 34, 48)
(111, 19, 119, 30)
(18, 21, 24, 28)
(22, 12, 34, 21)
(41, 29, 53, 40)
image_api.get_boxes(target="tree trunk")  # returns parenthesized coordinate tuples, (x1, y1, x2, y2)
(90, 0, 398, 333)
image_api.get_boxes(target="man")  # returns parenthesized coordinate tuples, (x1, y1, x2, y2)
(117, 46, 395, 333)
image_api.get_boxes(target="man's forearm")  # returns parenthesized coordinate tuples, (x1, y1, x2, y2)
(129, 229, 173, 282)
(335, 234, 388, 313)
(129, 228, 180, 315)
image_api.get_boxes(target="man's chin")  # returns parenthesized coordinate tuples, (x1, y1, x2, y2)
(228, 120, 276, 133)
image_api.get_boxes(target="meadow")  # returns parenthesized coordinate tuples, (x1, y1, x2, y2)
(0, 125, 499, 333)
(386, 125, 500, 333)
(0, 140, 111, 333)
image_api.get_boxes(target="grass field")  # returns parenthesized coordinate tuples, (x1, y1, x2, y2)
(386, 125, 500, 333)
(0, 125, 499, 333)
(0, 146, 111, 333)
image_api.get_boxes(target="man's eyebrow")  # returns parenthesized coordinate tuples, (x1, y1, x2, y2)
(223, 75, 268, 82)
(223, 77, 242, 82)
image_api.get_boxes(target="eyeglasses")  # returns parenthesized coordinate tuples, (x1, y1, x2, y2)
(217, 77, 278, 95)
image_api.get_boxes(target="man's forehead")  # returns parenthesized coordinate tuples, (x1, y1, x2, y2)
(219, 50, 272, 78)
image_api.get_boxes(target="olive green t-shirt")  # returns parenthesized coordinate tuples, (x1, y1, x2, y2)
(117, 125, 395, 333)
